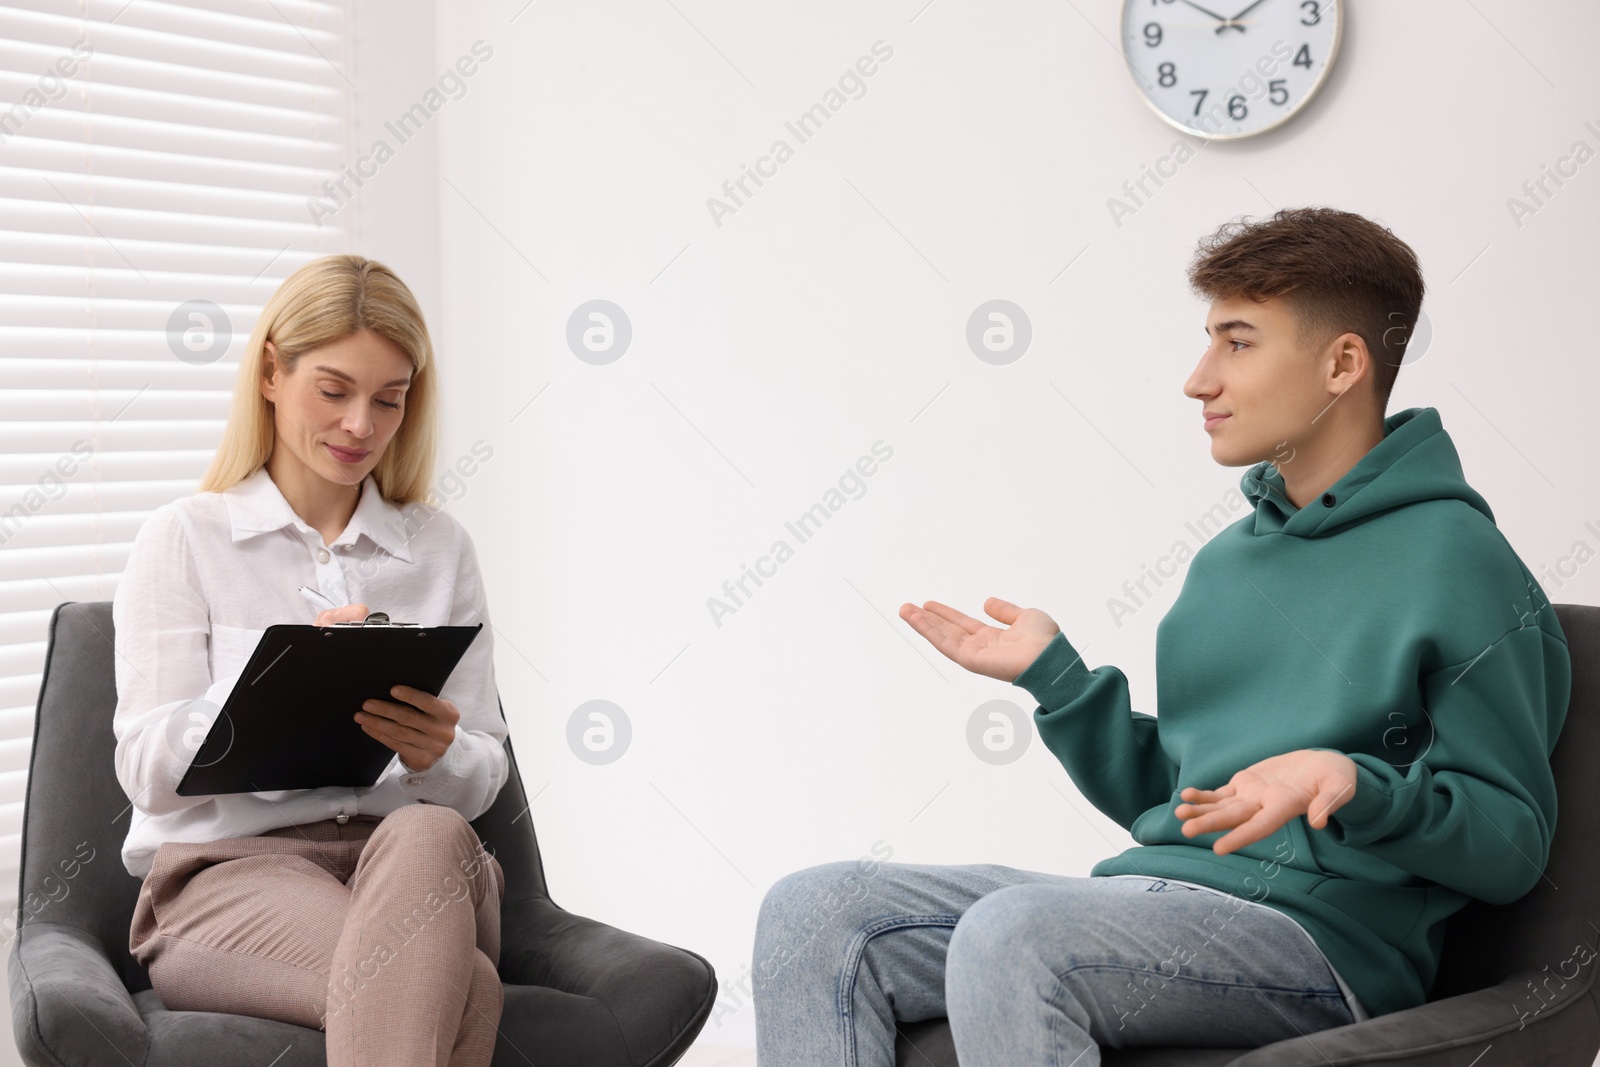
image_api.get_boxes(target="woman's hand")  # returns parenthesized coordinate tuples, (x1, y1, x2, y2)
(313, 603, 458, 772)
(899, 597, 1061, 683)
(313, 602, 369, 626)
(355, 685, 461, 773)
(1175, 749, 1359, 855)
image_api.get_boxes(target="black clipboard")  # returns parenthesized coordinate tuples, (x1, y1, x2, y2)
(175, 620, 484, 796)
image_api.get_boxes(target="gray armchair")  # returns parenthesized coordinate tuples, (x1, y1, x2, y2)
(8, 600, 717, 1066)
(896, 602, 1600, 1067)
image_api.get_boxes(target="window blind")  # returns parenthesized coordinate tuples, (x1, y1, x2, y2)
(0, 0, 356, 900)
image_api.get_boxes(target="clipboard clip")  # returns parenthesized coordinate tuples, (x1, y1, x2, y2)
(331, 612, 421, 627)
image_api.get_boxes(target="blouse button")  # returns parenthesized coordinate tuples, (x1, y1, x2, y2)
(335, 812, 349, 824)
(317, 548, 331, 563)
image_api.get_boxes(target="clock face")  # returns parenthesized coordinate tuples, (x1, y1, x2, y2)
(1120, 0, 1343, 140)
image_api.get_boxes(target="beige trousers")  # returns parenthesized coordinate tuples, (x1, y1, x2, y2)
(130, 802, 506, 1067)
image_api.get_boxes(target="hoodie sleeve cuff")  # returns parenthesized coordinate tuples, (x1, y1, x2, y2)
(1012, 632, 1096, 712)
(1307, 749, 1405, 838)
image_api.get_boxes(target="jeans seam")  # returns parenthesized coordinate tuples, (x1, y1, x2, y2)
(1050, 961, 1347, 999)
(837, 913, 961, 1067)
(1043, 962, 1346, 1060)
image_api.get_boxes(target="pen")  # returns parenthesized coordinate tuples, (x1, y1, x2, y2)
(298, 585, 338, 613)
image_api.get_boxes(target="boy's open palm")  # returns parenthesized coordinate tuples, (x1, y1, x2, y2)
(1175, 749, 1359, 855)
(899, 597, 1061, 683)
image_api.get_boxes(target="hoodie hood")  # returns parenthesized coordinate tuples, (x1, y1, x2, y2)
(1240, 406, 1495, 538)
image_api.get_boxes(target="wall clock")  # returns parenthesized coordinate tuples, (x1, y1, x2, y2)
(1120, 0, 1344, 140)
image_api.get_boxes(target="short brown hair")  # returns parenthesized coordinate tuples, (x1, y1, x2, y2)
(1187, 206, 1424, 413)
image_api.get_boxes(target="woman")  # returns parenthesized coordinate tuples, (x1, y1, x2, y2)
(110, 254, 510, 1066)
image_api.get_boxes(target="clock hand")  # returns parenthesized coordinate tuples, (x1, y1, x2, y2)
(1215, 0, 1270, 32)
(1176, 0, 1238, 26)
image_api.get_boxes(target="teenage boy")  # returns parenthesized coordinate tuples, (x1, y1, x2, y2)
(751, 206, 1571, 1066)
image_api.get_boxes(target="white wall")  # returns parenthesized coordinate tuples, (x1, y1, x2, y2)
(360, 1, 1599, 1047)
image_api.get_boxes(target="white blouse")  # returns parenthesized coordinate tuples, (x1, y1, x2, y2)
(111, 464, 509, 878)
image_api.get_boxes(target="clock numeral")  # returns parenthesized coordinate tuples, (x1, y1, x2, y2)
(1130, 1, 1331, 135)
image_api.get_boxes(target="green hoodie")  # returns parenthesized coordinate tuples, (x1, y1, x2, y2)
(1011, 405, 1572, 1019)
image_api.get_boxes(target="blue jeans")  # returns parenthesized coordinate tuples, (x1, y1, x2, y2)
(752, 861, 1357, 1066)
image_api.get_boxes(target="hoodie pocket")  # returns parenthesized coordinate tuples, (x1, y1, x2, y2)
(1131, 790, 1180, 843)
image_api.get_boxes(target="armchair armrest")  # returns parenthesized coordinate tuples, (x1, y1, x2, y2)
(497, 896, 716, 1055)
(8, 922, 151, 1066)
(499, 895, 715, 997)
(1229, 970, 1597, 1066)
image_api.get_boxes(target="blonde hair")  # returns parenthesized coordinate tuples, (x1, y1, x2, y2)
(199, 254, 440, 506)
